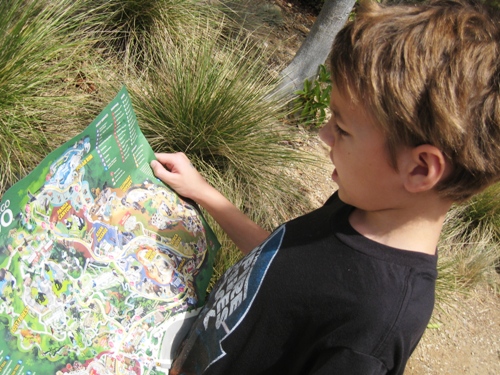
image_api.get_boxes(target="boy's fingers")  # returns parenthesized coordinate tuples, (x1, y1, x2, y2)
(154, 152, 173, 162)
(154, 152, 191, 171)
(150, 160, 172, 182)
(154, 153, 175, 170)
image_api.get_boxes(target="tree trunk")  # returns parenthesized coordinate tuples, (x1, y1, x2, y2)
(274, 0, 356, 97)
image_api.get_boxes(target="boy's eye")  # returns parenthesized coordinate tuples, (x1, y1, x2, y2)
(334, 124, 349, 137)
(329, 111, 349, 137)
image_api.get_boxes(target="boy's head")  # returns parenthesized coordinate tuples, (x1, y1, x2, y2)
(330, 0, 500, 202)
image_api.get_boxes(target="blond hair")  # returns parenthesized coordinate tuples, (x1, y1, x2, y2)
(330, 0, 500, 201)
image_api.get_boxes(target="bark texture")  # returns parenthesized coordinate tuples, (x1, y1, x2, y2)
(274, 0, 356, 97)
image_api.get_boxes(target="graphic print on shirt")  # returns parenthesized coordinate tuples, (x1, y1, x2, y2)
(173, 225, 285, 373)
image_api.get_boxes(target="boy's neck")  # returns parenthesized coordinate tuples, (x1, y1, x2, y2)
(348, 198, 452, 255)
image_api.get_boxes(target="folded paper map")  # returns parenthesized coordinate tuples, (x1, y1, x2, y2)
(0, 87, 220, 375)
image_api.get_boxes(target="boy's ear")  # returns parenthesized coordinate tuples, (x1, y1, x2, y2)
(402, 145, 448, 193)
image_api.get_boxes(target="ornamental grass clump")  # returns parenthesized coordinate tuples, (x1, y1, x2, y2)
(87, 0, 221, 68)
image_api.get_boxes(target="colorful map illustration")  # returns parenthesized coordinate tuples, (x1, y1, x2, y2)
(0, 87, 220, 375)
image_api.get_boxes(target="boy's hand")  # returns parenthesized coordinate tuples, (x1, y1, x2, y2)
(150, 152, 210, 202)
(151, 153, 269, 254)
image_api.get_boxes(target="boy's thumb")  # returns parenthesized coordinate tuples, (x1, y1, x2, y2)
(150, 160, 168, 180)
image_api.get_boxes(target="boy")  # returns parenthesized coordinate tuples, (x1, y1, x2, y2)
(150, 0, 500, 373)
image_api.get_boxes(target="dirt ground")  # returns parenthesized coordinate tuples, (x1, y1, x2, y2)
(407, 285, 500, 375)
(263, 1, 500, 373)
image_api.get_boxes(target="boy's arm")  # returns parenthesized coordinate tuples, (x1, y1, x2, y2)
(150, 152, 270, 255)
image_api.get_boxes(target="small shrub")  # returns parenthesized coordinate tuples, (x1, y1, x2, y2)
(292, 64, 332, 128)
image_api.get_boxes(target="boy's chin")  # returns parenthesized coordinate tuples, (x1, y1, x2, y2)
(336, 188, 348, 204)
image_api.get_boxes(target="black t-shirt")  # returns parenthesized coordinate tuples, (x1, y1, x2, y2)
(170, 193, 437, 375)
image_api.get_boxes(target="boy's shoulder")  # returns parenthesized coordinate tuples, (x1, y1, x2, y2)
(283, 190, 351, 237)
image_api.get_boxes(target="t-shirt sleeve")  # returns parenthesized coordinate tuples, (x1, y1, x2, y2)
(307, 347, 388, 375)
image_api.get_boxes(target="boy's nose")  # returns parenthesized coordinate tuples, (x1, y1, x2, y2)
(319, 122, 335, 147)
